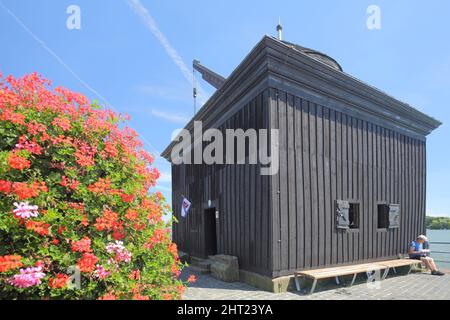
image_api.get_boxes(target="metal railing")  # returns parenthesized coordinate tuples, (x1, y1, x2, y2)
(429, 241, 450, 264)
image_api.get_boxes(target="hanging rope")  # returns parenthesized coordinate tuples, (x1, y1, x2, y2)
(193, 66, 198, 115)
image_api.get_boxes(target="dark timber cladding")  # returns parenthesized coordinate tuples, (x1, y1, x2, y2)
(162, 35, 441, 279)
(269, 88, 429, 276)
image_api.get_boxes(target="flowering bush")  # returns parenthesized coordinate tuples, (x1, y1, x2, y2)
(0, 73, 188, 300)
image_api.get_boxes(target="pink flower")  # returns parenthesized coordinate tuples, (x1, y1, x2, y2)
(94, 265, 111, 279)
(106, 241, 132, 264)
(15, 136, 43, 155)
(13, 202, 39, 219)
(9, 266, 45, 288)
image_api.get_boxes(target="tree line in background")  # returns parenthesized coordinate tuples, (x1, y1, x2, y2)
(426, 216, 450, 230)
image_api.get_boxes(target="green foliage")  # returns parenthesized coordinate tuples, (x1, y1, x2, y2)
(426, 216, 450, 230)
(0, 73, 186, 300)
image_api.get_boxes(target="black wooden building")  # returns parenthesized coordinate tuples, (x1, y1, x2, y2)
(161, 36, 441, 279)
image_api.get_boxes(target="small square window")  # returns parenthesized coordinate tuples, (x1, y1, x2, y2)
(378, 204, 389, 229)
(349, 203, 360, 229)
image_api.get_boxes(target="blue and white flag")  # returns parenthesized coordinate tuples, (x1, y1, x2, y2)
(181, 197, 192, 218)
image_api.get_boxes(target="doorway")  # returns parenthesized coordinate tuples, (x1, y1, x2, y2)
(204, 208, 217, 256)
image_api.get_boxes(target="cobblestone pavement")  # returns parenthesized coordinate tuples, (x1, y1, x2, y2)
(181, 268, 450, 300)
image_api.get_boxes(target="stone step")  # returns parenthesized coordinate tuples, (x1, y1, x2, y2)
(190, 256, 205, 266)
(189, 265, 211, 275)
(190, 256, 213, 271)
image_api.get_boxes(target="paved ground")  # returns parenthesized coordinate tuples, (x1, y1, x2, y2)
(181, 268, 450, 300)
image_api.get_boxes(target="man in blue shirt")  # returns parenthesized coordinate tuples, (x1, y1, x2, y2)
(409, 235, 444, 276)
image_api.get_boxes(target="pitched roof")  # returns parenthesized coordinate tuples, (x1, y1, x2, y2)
(161, 36, 441, 159)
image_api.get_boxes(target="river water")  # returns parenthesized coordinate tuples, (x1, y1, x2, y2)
(427, 229, 450, 271)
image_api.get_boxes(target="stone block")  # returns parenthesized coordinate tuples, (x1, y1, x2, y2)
(210, 255, 239, 282)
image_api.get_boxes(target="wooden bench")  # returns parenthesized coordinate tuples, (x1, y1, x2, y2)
(379, 258, 423, 277)
(294, 259, 422, 295)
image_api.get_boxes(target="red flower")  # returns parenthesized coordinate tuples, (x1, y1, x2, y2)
(74, 141, 96, 167)
(15, 136, 43, 155)
(25, 220, 50, 236)
(187, 275, 197, 284)
(35, 260, 45, 268)
(112, 223, 126, 240)
(8, 152, 30, 171)
(87, 178, 112, 194)
(120, 193, 135, 203)
(49, 274, 69, 289)
(129, 270, 140, 280)
(52, 238, 59, 245)
(104, 141, 119, 157)
(60, 176, 79, 191)
(60, 176, 69, 187)
(98, 292, 116, 300)
(168, 243, 178, 258)
(94, 208, 118, 232)
(177, 285, 185, 295)
(77, 253, 98, 273)
(125, 209, 139, 221)
(171, 263, 181, 278)
(0, 180, 12, 193)
(144, 228, 168, 250)
(162, 293, 173, 300)
(12, 181, 46, 200)
(71, 237, 92, 253)
(81, 214, 89, 227)
(52, 116, 71, 131)
(0, 255, 23, 273)
(57, 226, 67, 235)
(0, 109, 25, 125)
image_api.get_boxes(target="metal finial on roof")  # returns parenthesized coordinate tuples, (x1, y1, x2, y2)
(276, 18, 283, 41)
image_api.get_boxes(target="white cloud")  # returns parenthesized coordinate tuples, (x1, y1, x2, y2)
(151, 109, 190, 124)
(125, 0, 208, 104)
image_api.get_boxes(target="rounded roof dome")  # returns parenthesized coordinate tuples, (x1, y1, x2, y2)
(282, 40, 343, 72)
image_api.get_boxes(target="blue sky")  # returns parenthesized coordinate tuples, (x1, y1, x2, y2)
(0, 0, 448, 216)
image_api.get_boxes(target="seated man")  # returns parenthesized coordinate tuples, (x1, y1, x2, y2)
(409, 235, 444, 276)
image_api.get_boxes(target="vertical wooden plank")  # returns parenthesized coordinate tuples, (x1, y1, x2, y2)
(357, 119, 364, 261)
(400, 134, 406, 253)
(287, 93, 297, 271)
(351, 117, 357, 261)
(333, 112, 345, 263)
(309, 103, 319, 267)
(244, 103, 251, 268)
(406, 136, 411, 248)
(330, 109, 338, 265)
(294, 97, 305, 269)
(270, 88, 281, 272)
(395, 132, 401, 252)
(367, 123, 373, 259)
(362, 120, 368, 260)
(232, 116, 238, 257)
(302, 99, 312, 268)
(262, 89, 270, 272)
(278, 91, 289, 271)
(389, 129, 395, 256)
(239, 109, 245, 264)
(378, 126, 383, 259)
(255, 94, 262, 269)
(323, 107, 332, 266)
(316, 105, 325, 266)
(343, 114, 350, 262)
(421, 141, 426, 235)
(382, 127, 387, 258)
